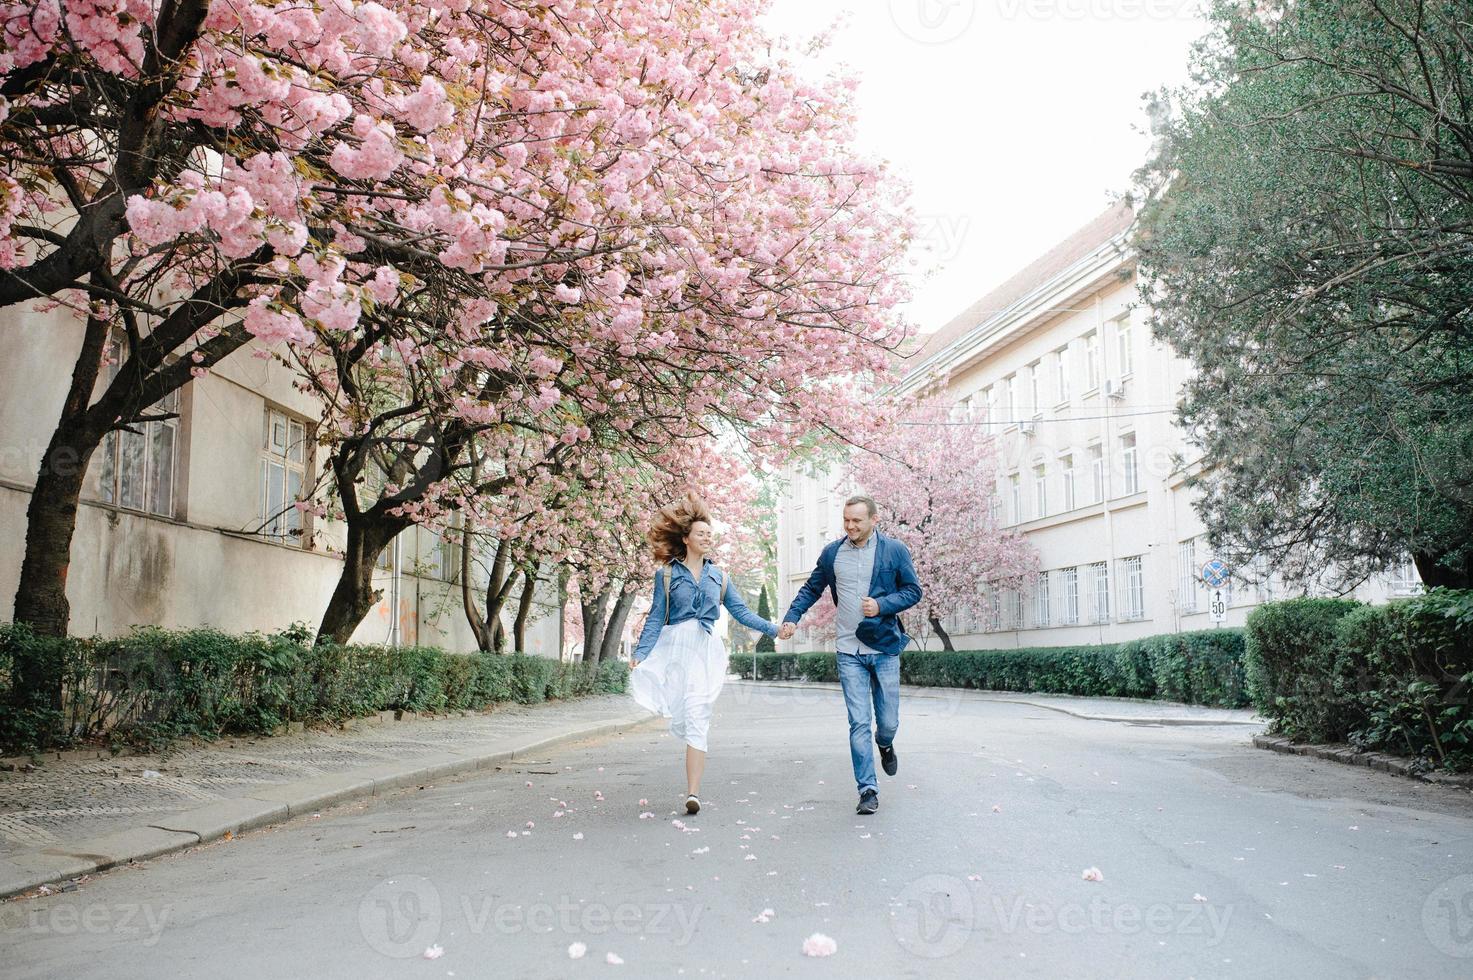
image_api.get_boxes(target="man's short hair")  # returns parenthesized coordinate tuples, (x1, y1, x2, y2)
(844, 494, 878, 517)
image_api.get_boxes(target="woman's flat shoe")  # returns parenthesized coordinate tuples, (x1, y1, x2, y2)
(685, 795, 700, 815)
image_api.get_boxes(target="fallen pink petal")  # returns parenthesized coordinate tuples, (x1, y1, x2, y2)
(423, 945, 444, 960)
(802, 933, 838, 957)
(568, 942, 587, 960)
(1082, 867, 1104, 882)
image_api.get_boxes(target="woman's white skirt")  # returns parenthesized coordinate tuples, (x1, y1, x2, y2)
(629, 618, 728, 752)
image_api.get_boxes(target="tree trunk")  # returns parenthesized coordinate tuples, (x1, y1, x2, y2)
(598, 585, 638, 664)
(316, 516, 408, 645)
(928, 615, 955, 653)
(461, 520, 489, 651)
(513, 564, 539, 653)
(1413, 550, 1471, 591)
(580, 583, 613, 663)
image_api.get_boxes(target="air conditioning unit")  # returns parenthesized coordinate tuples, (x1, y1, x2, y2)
(1104, 377, 1125, 400)
(1020, 419, 1037, 436)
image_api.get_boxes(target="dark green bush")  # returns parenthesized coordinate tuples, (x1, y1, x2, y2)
(1244, 598, 1364, 741)
(0, 622, 627, 755)
(735, 628, 1248, 708)
(1336, 589, 1473, 771)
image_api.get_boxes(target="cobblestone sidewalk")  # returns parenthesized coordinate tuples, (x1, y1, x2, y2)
(0, 695, 646, 862)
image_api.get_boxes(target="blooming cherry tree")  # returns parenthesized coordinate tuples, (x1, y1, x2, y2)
(851, 398, 1037, 651)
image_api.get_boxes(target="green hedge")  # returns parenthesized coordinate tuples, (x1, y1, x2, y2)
(735, 628, 1250, 708)
(1242, 590, 1472, 771)
(0, 623, 628, 755)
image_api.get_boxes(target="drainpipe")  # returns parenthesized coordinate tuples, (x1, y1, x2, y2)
(1097, 294, 1117, 645)
(388, 533, 402, 648)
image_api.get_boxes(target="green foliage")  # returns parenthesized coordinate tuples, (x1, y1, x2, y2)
(1244, 598, 1364, 741)
(1135, 0, 1473, 590)
(735, 628, 1250, 708)
(755, 587, 776, 654)
(0, 623, 625, 755)
(1336, 589, 1473, 771)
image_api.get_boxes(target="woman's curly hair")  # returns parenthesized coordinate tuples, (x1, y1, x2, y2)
(647, 493, 713, 563)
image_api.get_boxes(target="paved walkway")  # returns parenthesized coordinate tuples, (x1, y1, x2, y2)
(0, 694, 655, 897)
(738, 680, 1265, 726)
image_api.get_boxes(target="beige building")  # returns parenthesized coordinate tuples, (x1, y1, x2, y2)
(0, 304, 562, 654)
(776, 203, 1419, 651)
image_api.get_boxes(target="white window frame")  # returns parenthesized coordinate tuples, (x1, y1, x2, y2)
(1084, 331, 1101, 392)
(1119, 431, 1139, 495)
(1033, 463, 1047, 518)
(261, 407, 310, 544)
(1088, 561, 1111, 623)
(1054, 346, 1071, 406)
(1177, 539, 1200, 612)
(1060, 567, 1080, 624)
(98, 338, 181, 519)
(1060, 453, 1076, 511)
(1034, 571, 1051, 627)
(1116, 317, 1134, 378)
(1008, 472, 1022, 525)
(1089, 442, 1105, 503)
(1120, 555, 1145, 620)
(1027, 361, 1042, 418)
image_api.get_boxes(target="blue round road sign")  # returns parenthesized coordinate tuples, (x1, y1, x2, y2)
(1201, 559, 1230, 588)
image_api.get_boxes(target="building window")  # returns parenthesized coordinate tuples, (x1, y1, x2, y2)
(97, 341, 181, 518)
(1116, 317, 1134, 378)
(1060, 453, 1076, 511)
(955, 397, 972, 422)
(1034, 571, 1051, 627)
(1008, 472, 1022, 524)
(1089, 443, 1105, 503)
(1119, 431, 1139, 495)
(1177, 539, 1200, 612)
(423, 530, 461, 583)
(1054, 346, 1070, 405)
(261, 408, 309, 543)
(794, 532, 806, 568)
(1004, 374, 1018, 426)
(1250, 554, 1275, 603)
(1007, 588, 1024, 629)
(1120, 556, 1145, 620)
(1087, 561, 1110, 623)
(989, 494, 1001, 525)
(1084, 331, 1101, 392)
(1385, 557, 1422, 596)
(986, 589, 1003, 631)
(986, 385, 998, 424)
(1027, 361, 1042, 418)
(1033, 463, 1047, 518)
(1060, 567, 1079, 624)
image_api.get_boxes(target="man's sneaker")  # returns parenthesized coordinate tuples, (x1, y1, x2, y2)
(878, 743, 898, 777)
(685, 795, 701, 815)
(856, 789, 879, 815)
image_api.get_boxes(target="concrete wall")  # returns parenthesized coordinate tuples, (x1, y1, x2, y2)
(0, 302, 562, 655)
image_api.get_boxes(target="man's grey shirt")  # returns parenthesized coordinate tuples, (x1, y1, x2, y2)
(834, 533, 881, 656)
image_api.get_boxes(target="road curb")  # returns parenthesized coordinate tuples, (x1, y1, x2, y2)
(1, 710, 657, 901)
(1252, 734, 1473, 789)
(735, 679, 1264, 727)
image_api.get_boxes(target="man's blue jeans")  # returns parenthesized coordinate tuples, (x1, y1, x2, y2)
(837, 651, 900, 796)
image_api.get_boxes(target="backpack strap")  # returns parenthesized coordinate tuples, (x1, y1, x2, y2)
(662, 561, 674, 626)
(719, 568, 729, 605)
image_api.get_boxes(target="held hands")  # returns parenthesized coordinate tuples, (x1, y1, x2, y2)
(777, 622, 796, 641)
(861, 596, 880, 617)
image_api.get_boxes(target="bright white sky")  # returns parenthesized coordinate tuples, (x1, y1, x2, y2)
(761, 0, 1209, 335)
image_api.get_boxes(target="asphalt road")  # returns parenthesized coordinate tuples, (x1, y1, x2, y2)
(4, 682, 1472, 979)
